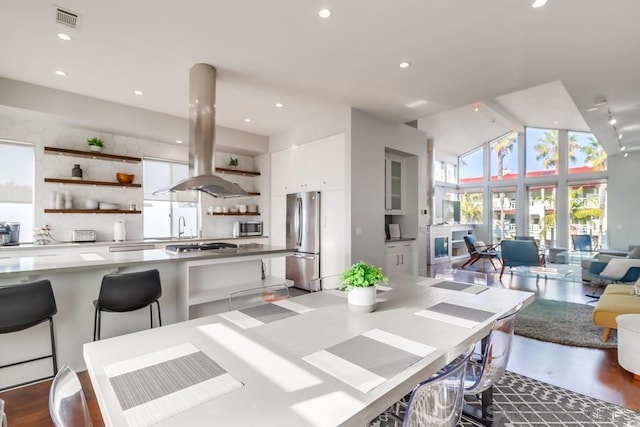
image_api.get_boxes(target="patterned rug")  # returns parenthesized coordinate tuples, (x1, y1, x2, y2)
(371, 370, 639, 426)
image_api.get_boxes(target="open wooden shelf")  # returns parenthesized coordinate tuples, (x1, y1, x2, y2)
(44, 146, 141, 163)
(44, 209, 141, 214)
(215, 167, 260, 177)
(44, 178, 141, 188)
(206, 212, 260, 216)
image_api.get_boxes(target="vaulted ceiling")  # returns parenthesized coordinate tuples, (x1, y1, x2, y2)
(1, 0, 639, 156)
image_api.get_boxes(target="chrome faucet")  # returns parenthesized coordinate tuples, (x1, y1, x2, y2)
(178, 216, 186, 239)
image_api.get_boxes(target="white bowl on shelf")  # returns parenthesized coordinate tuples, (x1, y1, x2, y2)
(85, 199, 99, 210)
(99, 202, 119, 210)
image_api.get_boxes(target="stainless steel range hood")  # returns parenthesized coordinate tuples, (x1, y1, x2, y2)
(153, 64, 248, 198)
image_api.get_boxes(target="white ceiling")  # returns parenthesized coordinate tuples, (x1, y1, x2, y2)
(1, 0, 639, 156)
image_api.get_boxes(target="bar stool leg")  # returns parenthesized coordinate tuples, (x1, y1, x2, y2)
(156, 301, 162, 327)
(49, 318, 58, 375)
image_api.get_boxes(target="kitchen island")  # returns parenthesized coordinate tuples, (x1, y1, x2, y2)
(0, 243, 294, 390)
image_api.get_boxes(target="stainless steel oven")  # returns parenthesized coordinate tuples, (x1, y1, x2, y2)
(233, 221, 263, 237)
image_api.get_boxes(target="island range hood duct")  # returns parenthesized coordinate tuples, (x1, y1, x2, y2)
(153, 64, 249, 198)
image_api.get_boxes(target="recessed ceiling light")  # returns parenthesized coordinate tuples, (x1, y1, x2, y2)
(399, 61, 411, 69)
(275, 102, 284, 108)
(532, 0, 547, 8)
(618, 133, 623, 140)
(608, 116, 617, 125)
(54, 70, 66, 76)
(624, 152, 629, 158)
(620, 145, 626, 151)
(176, 140, 183, 144)
(244, 118, 251, 123)
(57, 33, 71, 41)
(318, 9, 332, 18)
(133, 90, 144, 96)
(586, 107, 598, 112)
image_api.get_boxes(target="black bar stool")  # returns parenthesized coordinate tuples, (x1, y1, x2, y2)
(93, 269, 162, 341)
(0, 279, 58, 391)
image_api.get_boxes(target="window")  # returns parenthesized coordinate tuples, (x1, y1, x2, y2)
(568, 131, 607, 173)
(0, 140, 34, 242)
(526, 128, 559, 177)
(459, 147, 484, 184)
(491, 186, 517, 244)
(459, 189, 484, 224)
(527, 185, 556, 247)
(490, 132, 518, 180)
(143, 159, 199, 239)
(568, 182, 607, 248)
(445, 163, 457, 184)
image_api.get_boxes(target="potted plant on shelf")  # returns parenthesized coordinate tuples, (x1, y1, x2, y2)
(228, 157, 239, 167)
(339, 261, 388, 312)
(87, 137, 104, 152)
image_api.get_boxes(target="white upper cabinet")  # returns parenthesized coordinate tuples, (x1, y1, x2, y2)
(271, 134, 345, 195)
(385, 155, 404, 214)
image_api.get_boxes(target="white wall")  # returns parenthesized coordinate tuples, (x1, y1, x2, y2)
(607, 151, 640, 249)
(350, 109, 428, 271)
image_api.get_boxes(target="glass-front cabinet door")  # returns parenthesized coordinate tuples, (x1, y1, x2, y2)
(385, 156, 404, 214)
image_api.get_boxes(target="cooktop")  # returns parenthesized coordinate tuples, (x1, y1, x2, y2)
(165, 242, 238, 253)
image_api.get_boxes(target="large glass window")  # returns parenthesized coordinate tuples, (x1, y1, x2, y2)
(528, 185, 557, 247)
(526, 128, 559, 177)
(490, 132, 518, 181)
(491, 186, 517, 244)
(0, 140, 33, 242)
(143, 159, 198, 239)
(459, 147, 484, 184)
(568, 182, 607, 248)
(568, 131, 607, 173)
(459, 189, 484, 224)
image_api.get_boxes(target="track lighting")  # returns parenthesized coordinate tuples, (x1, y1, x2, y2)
(607, 108, 617, 125)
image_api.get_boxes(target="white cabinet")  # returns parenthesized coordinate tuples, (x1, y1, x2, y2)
(385, 155, 404, 214)
(384, 241, 414, 278)
(271, 134, 345, 195)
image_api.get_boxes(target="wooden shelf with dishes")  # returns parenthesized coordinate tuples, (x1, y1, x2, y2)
(205, 212, 261, 216)
(44, 146, 142, 163)
(44, 178, 141, 188)
(214, 167, 260, 177)
(44, 209, 141, 214)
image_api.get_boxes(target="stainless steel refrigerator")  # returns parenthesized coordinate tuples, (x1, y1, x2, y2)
(286, 191, 321, 291)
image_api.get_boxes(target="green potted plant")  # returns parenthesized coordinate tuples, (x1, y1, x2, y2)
(228, 157, 239, 167)
(87, 137, 104, 152)
(339, 261, 388, 312)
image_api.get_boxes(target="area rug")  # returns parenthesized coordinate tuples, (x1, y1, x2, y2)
(371, 370, 640, 426)
(514, 299, 617, 349)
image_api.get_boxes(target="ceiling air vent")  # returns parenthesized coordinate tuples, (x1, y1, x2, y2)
(55, 7, 79, 28)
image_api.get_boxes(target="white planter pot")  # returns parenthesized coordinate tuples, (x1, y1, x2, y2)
(347, 286, 377, 313)
(89, 145, 103, 152)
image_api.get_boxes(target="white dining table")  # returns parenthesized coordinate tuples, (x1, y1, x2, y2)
(83, 275, 534, 427)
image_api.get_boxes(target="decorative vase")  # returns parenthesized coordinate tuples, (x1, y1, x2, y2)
(71, 164, 83, 179)
(347, 286, 377, 313)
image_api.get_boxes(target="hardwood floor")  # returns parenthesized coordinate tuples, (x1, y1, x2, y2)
(1, 263, 637, 426)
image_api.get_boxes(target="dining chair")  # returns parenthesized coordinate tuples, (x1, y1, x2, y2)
(382, 349, 473, 427)
(93, 269, 162, 341)
(0, 398, 7, 427)
(49, 365, 93, 427)
(462, 303, 523, 425)
(228, 284, 290, 310)
(0, 279, 58, 391)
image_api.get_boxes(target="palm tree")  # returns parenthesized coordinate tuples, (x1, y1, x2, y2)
(460, 192, 483, 224)
(534, 130, 578, 171)
(491, 132, 516, 243)
(581, 137, 607, 171)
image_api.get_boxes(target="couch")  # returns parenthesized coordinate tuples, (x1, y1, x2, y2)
(580, 246, 640, 283)
(592, 284, 640, 342)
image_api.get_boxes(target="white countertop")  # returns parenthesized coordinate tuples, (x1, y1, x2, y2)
(0, 243, 292, 277)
